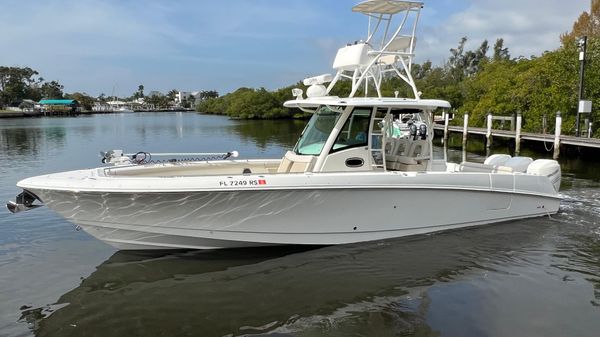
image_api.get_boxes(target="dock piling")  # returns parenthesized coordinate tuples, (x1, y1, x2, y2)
(515, 111, 522, 155)
(443, 111, 450, 142)
(433, 110, 600, 156)
(554, 111, 562, 159)
(462, 113, 469, 147)
(486, 112, 493, 148)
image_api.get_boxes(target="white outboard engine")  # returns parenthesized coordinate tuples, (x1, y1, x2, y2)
(527, 159, 562, 192)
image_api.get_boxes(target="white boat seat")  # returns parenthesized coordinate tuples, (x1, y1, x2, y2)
(390, 140, 430, 163)
(459, 162, 498, 173)
(377, 54, 398, 65)
(384, 138, 398, 157)
(386, 35, 416, 52)
(459, 162, 514, 173)
(277, 151, 316, 173)
(385, 138, 412, 162)
(368, 36, 416, 56)
(459, 156, 533, 174)
(387, 140, 430, 171)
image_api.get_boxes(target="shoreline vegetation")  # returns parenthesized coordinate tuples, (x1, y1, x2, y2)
(197, 6, 600, 137)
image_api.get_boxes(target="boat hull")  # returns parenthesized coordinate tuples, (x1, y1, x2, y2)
(28, 187, 560, 250)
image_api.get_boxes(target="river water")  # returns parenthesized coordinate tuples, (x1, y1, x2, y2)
(0, 112, 599, 337)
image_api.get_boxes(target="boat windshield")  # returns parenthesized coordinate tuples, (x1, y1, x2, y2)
(294, 105, 344, 155)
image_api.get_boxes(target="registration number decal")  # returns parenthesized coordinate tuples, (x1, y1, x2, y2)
(219, 179, 266, 187)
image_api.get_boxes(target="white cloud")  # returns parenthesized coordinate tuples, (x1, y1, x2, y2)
(417, 0, 589, 64)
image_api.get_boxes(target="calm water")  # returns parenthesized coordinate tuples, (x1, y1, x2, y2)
(1, 112, 599, 337)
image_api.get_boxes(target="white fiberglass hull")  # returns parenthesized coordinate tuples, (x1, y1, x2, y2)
(17, 168, 561, 250)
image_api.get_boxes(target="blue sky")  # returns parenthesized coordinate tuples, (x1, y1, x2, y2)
(0, 0, 589, 97)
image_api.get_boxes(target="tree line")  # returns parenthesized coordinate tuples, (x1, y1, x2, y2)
(197, 4, 600, 136)
(0, 69, 220, 111)
(0, 67, 66, 107)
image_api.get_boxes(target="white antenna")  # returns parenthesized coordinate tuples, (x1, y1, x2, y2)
(325, 0, 423, 99)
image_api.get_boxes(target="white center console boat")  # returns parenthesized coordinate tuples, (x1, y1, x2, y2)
(8, 0, 561, 250)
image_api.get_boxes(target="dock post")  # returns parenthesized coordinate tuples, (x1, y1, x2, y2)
(486, 112, 493, 148)
(554, 111, 562, 159)
(542, 114, 547, 133)
(462, 113, 469, 146)
(462, 113, 469, 162)
(443, 140, 448, 163)
(443, 111, 450, 142)
(511, 113, 516, 131)
(515, 111, 522, 155)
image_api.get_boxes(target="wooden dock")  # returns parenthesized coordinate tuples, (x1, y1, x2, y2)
(434, 111, 600, 159)
(433, 124, 600, 148)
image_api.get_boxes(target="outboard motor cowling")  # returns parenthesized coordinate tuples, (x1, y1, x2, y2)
(527, 159, 561, 192)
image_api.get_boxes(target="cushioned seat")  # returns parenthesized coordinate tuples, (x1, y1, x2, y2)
(277, 151, 316, 173)
(387, 140, 430, 171)
(386, 138, 412, 163)
(459, 155, 533, 174)
(459, 162, 496, 173)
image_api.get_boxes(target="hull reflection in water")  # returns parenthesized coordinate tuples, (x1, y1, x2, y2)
(21, 218, 600, 337)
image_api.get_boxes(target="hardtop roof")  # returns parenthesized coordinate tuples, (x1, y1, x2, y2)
(284, 97, 451, 110)
(38, 99, 78, 105)
(352, 0, 423, 15)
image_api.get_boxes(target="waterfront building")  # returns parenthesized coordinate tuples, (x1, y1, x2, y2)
(38, 99, 80, 115)
(175, 91, 201, 107)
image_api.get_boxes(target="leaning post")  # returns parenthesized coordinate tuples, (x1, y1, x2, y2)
(554, 111, 562, 159)
(462, 112, 469, 148)
(486, 112, 493, 148)
(515, 111, 522, 155)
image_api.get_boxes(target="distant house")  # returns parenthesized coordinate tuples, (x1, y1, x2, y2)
(39, 99, 80, 114)
(175, 91, 201, 107)
(18, 99, 37, 111)
(4, 99, 38, 112)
